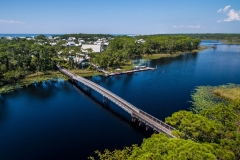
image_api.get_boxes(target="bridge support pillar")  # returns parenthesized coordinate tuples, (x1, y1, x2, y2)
(69, 78, 74, 83)
(103, 96, 110, 106)
(85, 86, 91, 94)
(131, 117, 136, 122)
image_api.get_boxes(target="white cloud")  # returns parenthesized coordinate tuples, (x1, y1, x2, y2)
(217, 5, 240, 22)
(188, 25, 201, 28)
(173, 25, 201, 28)
(224, 9, 240, 21)
(217, 9, 223, 13)
(223, 5, 231, 12)
(0, 19, 25, 24)
(217, 5, 231, 13)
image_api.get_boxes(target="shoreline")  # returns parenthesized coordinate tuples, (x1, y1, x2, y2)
(0, 70, 103, 94)
(0, 46, 208, 94)
(0, 72, 66, 94)
(142, 46, 208, 60)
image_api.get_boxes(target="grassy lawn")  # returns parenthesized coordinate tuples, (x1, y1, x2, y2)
(70, 69, 102, 77)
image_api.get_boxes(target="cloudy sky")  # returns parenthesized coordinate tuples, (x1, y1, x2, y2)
(0, 0, 239, 34)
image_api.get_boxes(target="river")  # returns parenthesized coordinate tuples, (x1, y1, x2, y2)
(0, 41, 240, 159)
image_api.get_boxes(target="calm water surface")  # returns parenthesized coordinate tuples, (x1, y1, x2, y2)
(0, 41, 240, 159)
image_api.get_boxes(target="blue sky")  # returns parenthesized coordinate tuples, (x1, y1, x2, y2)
(0, 0, 239, 34)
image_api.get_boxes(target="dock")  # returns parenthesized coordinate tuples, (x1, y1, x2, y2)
(89, 63, 156, 77)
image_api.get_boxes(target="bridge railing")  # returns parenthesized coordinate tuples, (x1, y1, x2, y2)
(57, 65, 176, 137)
(139, 110, 175, 131)
(74, 75, 140, 113)
(58, 66, 139, 114)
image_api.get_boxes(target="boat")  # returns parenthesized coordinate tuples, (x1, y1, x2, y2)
(212, 44, 217, 49)
(126, 71, 133, 74)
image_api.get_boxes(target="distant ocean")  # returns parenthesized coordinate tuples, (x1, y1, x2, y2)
(0, 34, 62, 38)
(0, 33, 136, 38)
(111, 34, 135, 36)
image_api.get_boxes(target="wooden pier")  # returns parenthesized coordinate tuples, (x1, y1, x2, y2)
(89, 62, 156, 77)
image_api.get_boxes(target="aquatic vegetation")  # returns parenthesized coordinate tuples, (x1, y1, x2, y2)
(190, 84, 240, 113)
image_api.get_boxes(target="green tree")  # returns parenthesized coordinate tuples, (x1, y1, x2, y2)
(165, 110, 222, 143)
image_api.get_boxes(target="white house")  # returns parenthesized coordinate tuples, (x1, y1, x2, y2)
(67, 41, 76, 46)
(135, 39, 145, 43)
(81, 44, 102, 53)
(5, 36, 13, 40)
(68, 37, 76, 41)
(78, 39, 85, 43)
(50, 42, 57, 46)
(48, 36, 53, 40)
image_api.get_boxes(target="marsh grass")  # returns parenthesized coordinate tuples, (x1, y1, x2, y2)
(70, 69, 102, 77)
(0, 68, 113, 94)
(0, 71, 66, 94)
(214, 88, 240, 101)
(191, 84, 240, 113)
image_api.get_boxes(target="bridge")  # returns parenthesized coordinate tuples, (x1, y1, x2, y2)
(57, 65, 175, 138)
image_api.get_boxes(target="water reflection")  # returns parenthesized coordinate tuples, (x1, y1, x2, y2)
(23, 80, 67, 99)
(73, 81, 152, 136)
(0, 95, 7, 123)
(151, 52, 198, 67)
(1, 43, 240, 159)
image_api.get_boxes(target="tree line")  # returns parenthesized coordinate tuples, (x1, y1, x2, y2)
(148, 33, 240, 44)
(0, 37, 65, 87)
(91, 35, 200, 69)
(0, 34, 200, 87)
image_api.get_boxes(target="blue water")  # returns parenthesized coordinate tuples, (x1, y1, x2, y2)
(0, 34, 126, 38)
(0, 41, 240, 159)
(111, 34, 135, 37)
(0, 34, 62, 38)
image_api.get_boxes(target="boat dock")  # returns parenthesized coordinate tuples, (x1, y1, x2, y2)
(106, 67, 156, 77)
(89, 63, 156, 77)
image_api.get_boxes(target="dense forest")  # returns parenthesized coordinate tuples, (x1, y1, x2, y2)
(59, 33, 240, 42)
(91, 36, 200, 69)
(139, 33, 240, 44)
(89, 84, 240, 160)
(0, 35, 200, 88)
(0, 37, 59, 87)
